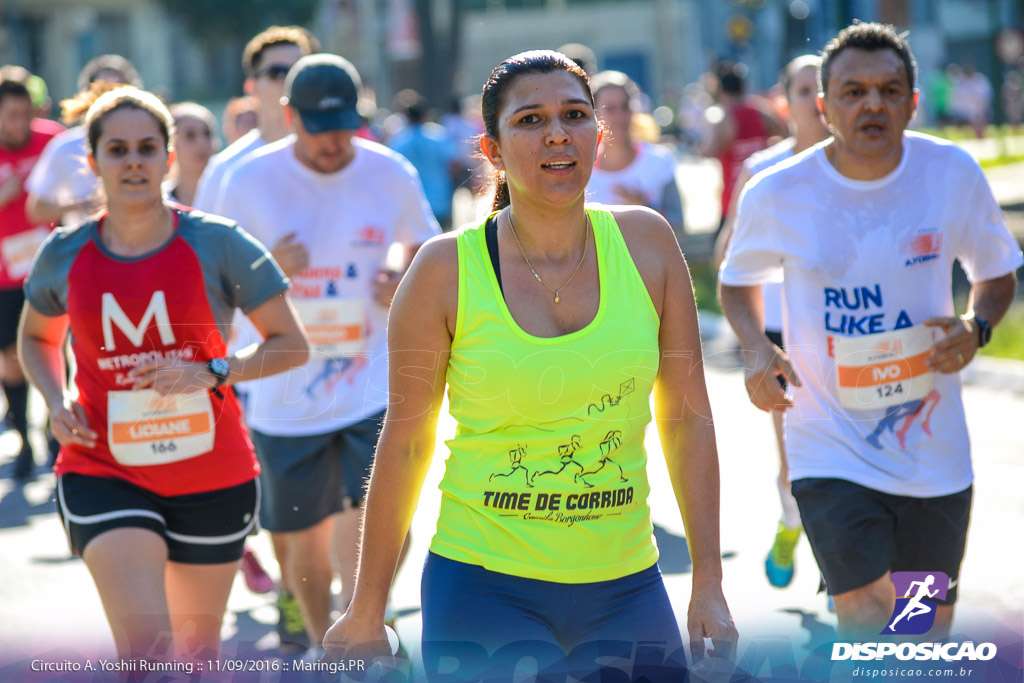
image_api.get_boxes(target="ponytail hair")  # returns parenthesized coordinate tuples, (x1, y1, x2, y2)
(492, 172, 511, 211)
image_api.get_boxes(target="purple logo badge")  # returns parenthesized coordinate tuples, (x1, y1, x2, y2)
(883, 571, 950, 635)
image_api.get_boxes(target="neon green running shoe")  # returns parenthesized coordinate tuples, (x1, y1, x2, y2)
(276, 591, 310, 652)
(765, 523, 802, 588)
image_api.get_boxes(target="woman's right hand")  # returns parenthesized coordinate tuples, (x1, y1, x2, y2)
(322, 610, 395, 669)
(49, 400, 97, 449)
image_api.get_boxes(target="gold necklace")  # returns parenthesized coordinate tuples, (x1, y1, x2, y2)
(507, 209, 589, 304)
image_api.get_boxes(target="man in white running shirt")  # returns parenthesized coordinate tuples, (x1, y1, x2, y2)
(192, 25, 317, 214)
(720, 22, 1021, 640)
(219, 54, 439, 654)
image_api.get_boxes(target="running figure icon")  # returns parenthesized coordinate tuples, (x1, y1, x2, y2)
(580, 430, 628, 482)
(490, 444, 533, 487)
(888, 574, 939, 632)
(531, 435, 592, 487)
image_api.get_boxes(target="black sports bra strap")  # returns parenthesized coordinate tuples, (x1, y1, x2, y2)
(485, 214, 504, 295)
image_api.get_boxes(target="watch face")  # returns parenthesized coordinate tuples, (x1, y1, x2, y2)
(210, 358, 230, 379)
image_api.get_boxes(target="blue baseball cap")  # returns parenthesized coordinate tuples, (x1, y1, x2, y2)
(283, 54, 362, 133)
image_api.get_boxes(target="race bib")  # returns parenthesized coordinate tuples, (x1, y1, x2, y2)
(1, 226, 49, 280)
(834, 326, 935, 410)
(293, 297, 367, 356)
(107, 389, 215, 466)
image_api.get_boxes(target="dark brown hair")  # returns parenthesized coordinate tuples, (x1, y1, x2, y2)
(0, 78, 31, 107)
(61, 80, 124, 126)
(820, 22, 916, 97)
(85, 87, 174, 156)
(481, 50, 593, 211)
(242, 26, 319, 79)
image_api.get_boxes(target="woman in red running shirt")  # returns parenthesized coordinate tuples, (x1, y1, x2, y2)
(19, 87, 308, 663)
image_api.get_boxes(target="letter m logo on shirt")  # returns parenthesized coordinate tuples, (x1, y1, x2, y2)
(101, 291, 176, 350)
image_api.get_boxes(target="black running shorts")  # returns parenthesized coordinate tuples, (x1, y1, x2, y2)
(56, 472, 258, 564)
(791, 477, 971, 603)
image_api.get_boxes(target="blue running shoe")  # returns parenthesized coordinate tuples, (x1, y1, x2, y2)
(765, 523, 802, 588)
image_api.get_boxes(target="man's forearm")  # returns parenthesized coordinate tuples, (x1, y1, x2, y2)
(719, 283, 771, 350)
(968, 272, 1017, 327)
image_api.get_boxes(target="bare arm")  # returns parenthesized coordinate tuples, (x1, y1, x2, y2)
(925, 271, 1018, 373)
(26, 193, 98, 225)
(127, 293, 310, 394)
(373, 241, 428, 308)
(700, 106, 735, 158)
(719, 283, 799, 413)
(615, 207, 737, 661)
(712, 165, 752, 269)
(324, 235, 457, 658)
(19, 305, 97, 448)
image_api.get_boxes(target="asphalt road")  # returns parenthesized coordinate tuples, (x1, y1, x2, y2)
(0, 360, 1021, 682)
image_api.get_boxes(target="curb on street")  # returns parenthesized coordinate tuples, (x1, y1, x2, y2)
(698, 311, 1024, 395)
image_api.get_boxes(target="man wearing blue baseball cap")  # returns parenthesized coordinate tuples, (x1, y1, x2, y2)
(219, 53, 439, 656)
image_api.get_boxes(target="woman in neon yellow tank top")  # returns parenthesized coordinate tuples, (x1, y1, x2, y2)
(325, 51, 736, 679)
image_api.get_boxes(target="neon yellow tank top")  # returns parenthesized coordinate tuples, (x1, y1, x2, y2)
(431, 208, 662, 582)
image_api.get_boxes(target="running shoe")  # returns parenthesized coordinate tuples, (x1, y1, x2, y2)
(765, 523, 802, 588)
(239, 546, 274, 594)
(276, 591, 310, 652)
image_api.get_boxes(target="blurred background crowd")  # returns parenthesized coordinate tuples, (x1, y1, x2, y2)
(2, 0, 1023, 232)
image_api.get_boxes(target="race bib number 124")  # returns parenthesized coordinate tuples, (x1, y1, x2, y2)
(834, 326, 935, 410)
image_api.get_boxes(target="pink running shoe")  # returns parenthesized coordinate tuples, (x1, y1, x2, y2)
(240, 545, 275, 594)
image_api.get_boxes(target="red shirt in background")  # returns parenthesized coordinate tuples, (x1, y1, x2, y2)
(0, 119, 60, 289)
(716, 102, 770, 219)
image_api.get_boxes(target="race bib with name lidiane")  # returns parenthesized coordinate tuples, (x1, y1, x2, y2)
(107, 389, 215, 466)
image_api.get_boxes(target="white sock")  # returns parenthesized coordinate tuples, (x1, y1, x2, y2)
(778, 476, 802, 529)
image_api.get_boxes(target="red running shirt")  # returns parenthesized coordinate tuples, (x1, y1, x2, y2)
(0, 120, 60, 289)
(24, 209, 289, 495)
(716, 102, 770, 218)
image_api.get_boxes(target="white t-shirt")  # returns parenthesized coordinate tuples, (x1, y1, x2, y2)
(25, 126, 97, 226)
(743, 137, 797, 333)
(586, 141, 677, 210)
(721, 131, 1023, 497)
(192, 128, 266, 213)
(218, 135, 441, 436)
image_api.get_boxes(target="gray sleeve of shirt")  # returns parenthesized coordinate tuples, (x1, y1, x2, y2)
(221, 220, 291, 313)
(180, 211, 290, 319)
(23, 225, 93, 316)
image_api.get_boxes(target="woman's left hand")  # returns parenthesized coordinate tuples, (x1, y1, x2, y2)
(128, 359, 217, 395)
(687, 582, 738, 663)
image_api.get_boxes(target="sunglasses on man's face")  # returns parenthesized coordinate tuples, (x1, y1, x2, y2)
(258, 64, 292, 82)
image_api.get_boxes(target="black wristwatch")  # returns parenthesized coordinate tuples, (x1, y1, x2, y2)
(207, 357, 231, 387)
(973, 316, 992, 349)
